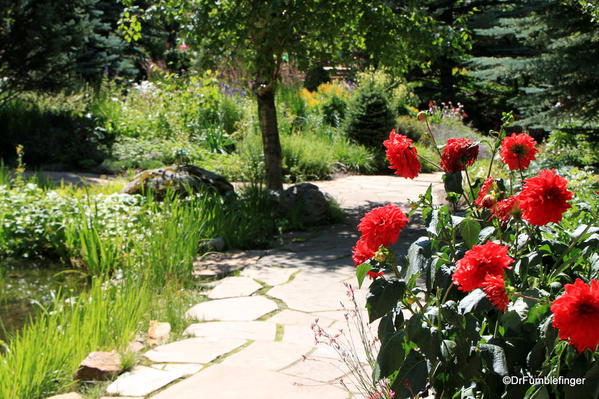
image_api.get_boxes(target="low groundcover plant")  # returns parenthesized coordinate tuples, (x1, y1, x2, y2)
(353, 113, 598, 398)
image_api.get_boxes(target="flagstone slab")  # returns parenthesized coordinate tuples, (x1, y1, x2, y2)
(240, 265, 295, 286)
(151, 363, 203, 376)
(267, 309, 334, 327)
(207, 276, 262, 299)
(106, 366, 184, 397)
(151, 365, 349, 399)
(267, 277, 363, 313)
(281, 325, 317, 346)
(220, 341, 313, 371)
(184, 321, 277, 341)
(192, 250, 265, 278)
(280, 356, 348, 383)
(186, 296, 278, 321)
(144, 337, 246, 364)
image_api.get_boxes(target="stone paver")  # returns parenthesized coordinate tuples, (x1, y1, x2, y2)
(184, 321, 277, 341)
(220, 341, 313, 371)
(280, 356, 348, 383)
(267, 276, 366, 313)
(151, 365, 349, 399)
(144, 337, 246, 364)
(106, 366, 184, 396)
(267, 309, 335, 327)
(186, 296, 278, 321)
(240, 265, 295, 286)
(151, 363, 203, 376)
(193, 250, 265, 278)
(99, 174, 443, 399)
(207, 276, 262, 299)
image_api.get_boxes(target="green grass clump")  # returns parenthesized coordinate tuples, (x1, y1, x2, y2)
(0, 279, 151, 398)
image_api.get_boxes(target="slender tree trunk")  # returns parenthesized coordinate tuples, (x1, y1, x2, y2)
(256, 86, 283, 190)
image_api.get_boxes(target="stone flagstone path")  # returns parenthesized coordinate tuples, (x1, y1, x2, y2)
(104, 173, 443, 399)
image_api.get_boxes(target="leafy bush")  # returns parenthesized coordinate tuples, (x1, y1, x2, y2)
(355, 68, 418, 116)
(535, 130, 599, 169)
(0, 94, 114, 169)
(240, 131, 374, 182)
(395, 116, 427, 142)
(322, 95, 347, 127)
(344, 82, 395, 149)
(353, 119, 599, 399)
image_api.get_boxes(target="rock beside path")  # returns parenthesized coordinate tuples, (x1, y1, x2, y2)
(147, 321, 171, 347)
(121, 165, 234, 198)
(279, 183, 330, 226)
(74, 351, 122, 381)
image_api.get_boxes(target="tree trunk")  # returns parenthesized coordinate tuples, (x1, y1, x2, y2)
(256, 86, 283, 190)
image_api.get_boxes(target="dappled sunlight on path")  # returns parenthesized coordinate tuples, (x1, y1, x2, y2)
(105, 173, 444, 398)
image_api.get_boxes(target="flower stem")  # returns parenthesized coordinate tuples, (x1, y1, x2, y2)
(417, 154, 442, 171)
(424, 119, 444, 159)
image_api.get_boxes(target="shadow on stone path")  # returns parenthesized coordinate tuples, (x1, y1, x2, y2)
(103, 173, 443, 399)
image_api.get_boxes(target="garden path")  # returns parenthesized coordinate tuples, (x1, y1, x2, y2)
(102, 173, 444, 399)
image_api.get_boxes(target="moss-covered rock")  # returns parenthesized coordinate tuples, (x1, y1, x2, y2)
(121, 165, 234, 198)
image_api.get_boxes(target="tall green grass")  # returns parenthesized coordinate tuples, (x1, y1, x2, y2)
(0, 279, 152, 398)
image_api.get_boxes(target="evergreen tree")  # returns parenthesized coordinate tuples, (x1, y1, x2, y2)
(470, 0, 599, 132)
(0, 0, 138, 103)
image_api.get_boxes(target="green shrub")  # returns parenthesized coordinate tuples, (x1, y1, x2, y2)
(344, 83, 395, 149)
(0, 94, 113, 169)
(535, 130, 599, 169)
(395, 116, 427, 142)
(321, 95, 347, 127)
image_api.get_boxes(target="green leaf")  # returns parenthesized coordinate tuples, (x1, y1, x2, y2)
(458, 289, 491, 314)
(405, 237, 431, 281)
(366, 279, 407, 323)
(460, 218, 481, 249)
(390, 350, 429, 399)
(443, 172, 463, 195)
(356, 263, 372, 288)
(479, 343, 508, 376)
(479, 226, 495, 242)
(525, 385, 550, 399)
(375, 331, 407, 380)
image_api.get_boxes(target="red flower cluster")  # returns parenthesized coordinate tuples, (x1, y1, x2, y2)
(518, 169, 573, 225)
(384, 130, 421, 179)
(551, 279, 599, 353)
(352, 238, 374, 266)
(500, 133, 538, 171)
(452, 242, 513, 311)
(474, 178, 504, 209)
(492, 195, 521, 221)
(482, 274, 510, 312)
(440, 138, 479, 173)
(357, 204, 409, 251)
(352, 204, 409, 279)
(453, 242, 514, 292)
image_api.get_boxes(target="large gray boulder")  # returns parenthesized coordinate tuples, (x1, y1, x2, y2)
(279, 183, 330, 226)
(121, 165, 234, 198)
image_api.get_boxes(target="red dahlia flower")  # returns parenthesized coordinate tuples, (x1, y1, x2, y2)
(518, 169, 573, 225)
(499, 133, 538, 171)
(492, 195, 521, 221)
(367, 271, 385, 279)
(440, 138, 479, 173)
(384, 130, 421, 179)
(452, 242, 514, 292)
(482, 274, 509, 311)
(551, 279, 599, 353)
(357, 204, 409, 250)
(352, 238, 375, 266)
(475, 178, 503, 209)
